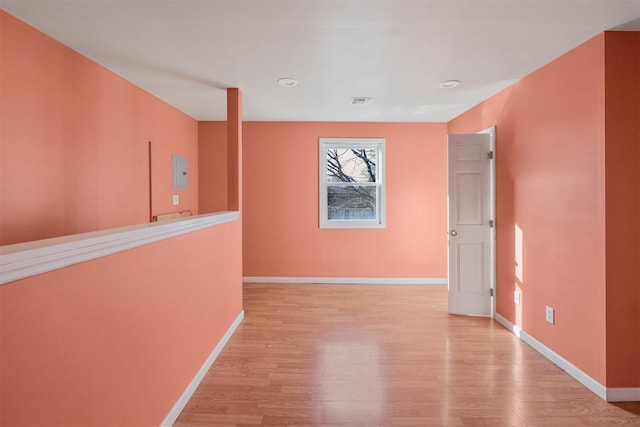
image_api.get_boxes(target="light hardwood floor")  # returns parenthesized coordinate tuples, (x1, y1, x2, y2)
(174, 284, 640, 426)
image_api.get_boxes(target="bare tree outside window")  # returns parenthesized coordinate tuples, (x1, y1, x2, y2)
(327, 148, 376, 183)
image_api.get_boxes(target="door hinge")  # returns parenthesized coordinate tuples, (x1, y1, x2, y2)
(490, 288, 494, 297)
(488, 151, 494, 160)
(489, 219, 495, 228)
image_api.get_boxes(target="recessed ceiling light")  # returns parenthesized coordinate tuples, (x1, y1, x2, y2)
(277, 78, 298, 87)
(439, 80, 461, 89)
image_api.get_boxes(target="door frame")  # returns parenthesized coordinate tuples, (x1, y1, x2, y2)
(478, 126, 496, 318)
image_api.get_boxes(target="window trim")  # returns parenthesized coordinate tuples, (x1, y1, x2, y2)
(319, 138, 386, 229)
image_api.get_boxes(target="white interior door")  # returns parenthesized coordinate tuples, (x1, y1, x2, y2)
(447, 129, 495, 316)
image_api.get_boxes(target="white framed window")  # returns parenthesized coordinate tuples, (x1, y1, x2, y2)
(319, 138, 386, 229)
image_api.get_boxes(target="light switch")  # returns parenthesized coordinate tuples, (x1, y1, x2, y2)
(172, 195, 179, 206)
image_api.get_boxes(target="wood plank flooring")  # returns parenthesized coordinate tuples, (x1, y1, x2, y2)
(174, 284, 640, 426)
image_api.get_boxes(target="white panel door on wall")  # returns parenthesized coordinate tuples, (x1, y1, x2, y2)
(447, 129, 495, 316)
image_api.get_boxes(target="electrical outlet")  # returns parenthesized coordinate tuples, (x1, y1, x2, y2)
(545, 306, 555, 324)
(514, 291, 521, 305)
(172, 195, 179, 206)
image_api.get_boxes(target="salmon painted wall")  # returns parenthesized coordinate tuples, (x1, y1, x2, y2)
(448, 34, 607, 383)
(603, 31, 640, 387)
(0, 221, 243, 425)
(198, 122, 228, 213)
(241, 121, 448, 278)
(227, 89, 243, 211)
(0, 11, 198, 246)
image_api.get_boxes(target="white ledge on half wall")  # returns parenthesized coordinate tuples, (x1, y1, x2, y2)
(243, 277, 448, 285)
(0, 211, 240, 285)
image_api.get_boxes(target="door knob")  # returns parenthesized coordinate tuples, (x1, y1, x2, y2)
(450, 230, 458, 236)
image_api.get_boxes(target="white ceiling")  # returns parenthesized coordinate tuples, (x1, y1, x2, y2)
(3, 1, 639, 122)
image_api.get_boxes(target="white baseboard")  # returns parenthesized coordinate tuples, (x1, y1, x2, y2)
(493, 313, 607, 400)
(243, 276, 448, 285)
(161, 310, 244, 426)
(607, 388, 640, 402)
(494, 313, 639, 402)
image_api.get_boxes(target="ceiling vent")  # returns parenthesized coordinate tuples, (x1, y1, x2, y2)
(351, 97, 374, 105)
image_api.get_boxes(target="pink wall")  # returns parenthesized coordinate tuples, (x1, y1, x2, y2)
(241, 121, 448, 278)
(0, 221, 243, 425)
(603, 31, 640, 387)
(197, 88, 242, 215)
(227, 89, 243, 211)
(0, 11, 198, 246)
(0, 11, 244, 425)
(449, 34, 607, 383)
(198, 122, 228, 213)
(449, 32, 640, 388)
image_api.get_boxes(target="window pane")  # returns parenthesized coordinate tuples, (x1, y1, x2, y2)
(327, 186, 377, 220)
(326, 148, 377, 183)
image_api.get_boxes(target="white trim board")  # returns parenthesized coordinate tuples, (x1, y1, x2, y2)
(480, 126, 497, 319)
(161, 310, 244, 427)
(607, 388, 640, 402)
(0, 211, 240, 285)
(494, 313, 640, 402)
(243, 277, 447, 285)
